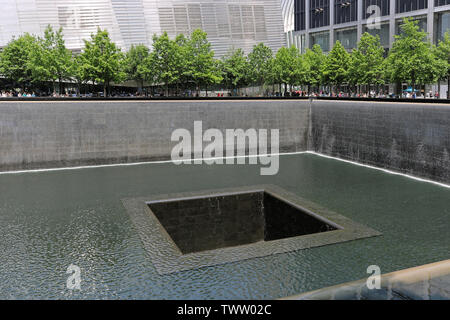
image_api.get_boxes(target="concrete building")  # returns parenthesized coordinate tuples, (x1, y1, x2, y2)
(0, 0, 286, 57)
(286, 0, 450, 96)
(289, 0, 450, 53)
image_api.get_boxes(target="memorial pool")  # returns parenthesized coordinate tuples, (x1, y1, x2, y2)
(0, 153, 448, 299)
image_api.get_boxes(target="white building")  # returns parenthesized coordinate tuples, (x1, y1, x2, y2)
(0, 0, 286, 56)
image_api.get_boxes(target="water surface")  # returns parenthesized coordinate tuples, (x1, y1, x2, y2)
(0, 153, 448, 299)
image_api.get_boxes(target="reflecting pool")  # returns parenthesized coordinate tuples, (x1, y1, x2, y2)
(0, 153, 448, 299)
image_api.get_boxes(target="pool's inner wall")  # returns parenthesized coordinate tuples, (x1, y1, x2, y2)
(0, 99, 449, 184)
(310, 100, 450, 184)
(0, 100, 309, 171)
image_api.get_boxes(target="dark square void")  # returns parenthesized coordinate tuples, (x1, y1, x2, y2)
(148, 191, 338, 254)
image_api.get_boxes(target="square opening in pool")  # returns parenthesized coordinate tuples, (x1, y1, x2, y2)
(148, 191, 338, 254)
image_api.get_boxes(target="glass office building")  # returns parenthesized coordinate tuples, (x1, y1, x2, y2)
(0, 0, 286, 57)
(291, 0, 450, 53)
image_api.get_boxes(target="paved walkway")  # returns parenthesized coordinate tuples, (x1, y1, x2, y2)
(282, 259, 450, 300)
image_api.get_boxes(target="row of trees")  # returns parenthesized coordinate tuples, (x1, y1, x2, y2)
(0, 17, 449, 97)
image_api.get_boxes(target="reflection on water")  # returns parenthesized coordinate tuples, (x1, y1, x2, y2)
(0, 153, 448, 299)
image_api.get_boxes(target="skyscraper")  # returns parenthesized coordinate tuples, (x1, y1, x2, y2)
(291, 0, 450, 53)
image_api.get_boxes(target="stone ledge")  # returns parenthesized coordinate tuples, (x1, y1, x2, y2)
(122, 184, 381, 275)
(282, 259, 450, 300)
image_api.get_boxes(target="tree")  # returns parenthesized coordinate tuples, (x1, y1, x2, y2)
(184, 29, 221, 96)
(247, 43, 273, 94)
(29, 25, 73, 94)
(220, 48, 249, 95)
(385, 17, 443, 94)
(273, 46, 305, 95)
(125, 44, 150, 93)
(303, 44, 325, 93)
(70, 53, 90, 96)
(321, 41, 351, 93)
(0, 33, 37, 90)
(435, 32, 450, 98)
(82, 28, 125, 97)
(150, 32, 182, 96)
(349, 32, 385, 94)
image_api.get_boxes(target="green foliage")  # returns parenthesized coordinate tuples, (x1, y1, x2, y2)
(385, 18, 442, 86)
(321, 41, 350, 86)
(82, 28, 125, 95)
(303, 44, 325, 87)
(29, 25, 73, 92)
(184, 29, 222, 93)
(273, 46, 299, 86)
(247, 43, 273, 87)
(435, 32, 450, 80)
(125, 44, 150, 88)
(149, 32, 183, 95)
(220, 48, 250, 91)
(2, 24, 449, 96)
(349, 32, 385, 87)
(0, 33, 37, 88)
(70, 53, 91, 95)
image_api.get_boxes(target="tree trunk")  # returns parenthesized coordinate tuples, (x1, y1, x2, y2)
(59, 76, 63, 95)
(104, 82, 107, 98)
(438, 80, 441, 99)
(448, 76, 450, 99)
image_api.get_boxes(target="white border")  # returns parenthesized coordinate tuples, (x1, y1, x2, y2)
(0, 151, 449, 190)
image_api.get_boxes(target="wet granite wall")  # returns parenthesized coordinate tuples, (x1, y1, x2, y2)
(310, 100, 450, 184)
(148, 192, 264, 254)
(1, 99, 450, 184)
(264, 194, 337, 241)
(0, 100, 310, 171)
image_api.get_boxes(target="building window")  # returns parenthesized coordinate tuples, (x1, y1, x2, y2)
(363, 0, 390, 19)
(436, 12, 450, 43)
(435, 0, 450, 6)
(310, 0, 330, 29)
(294, 0, 306, 31)
(335, 28, 357, 49)
(364, 23, 390, 47)
(395, 0, 427, 14)
(310, 31, 330, 51)
(334, 0, 357, 25)
(396, 16, 427, 34)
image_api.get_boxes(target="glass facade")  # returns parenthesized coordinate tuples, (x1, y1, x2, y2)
(435, 0, 450, 6)
(436, 12, 450, 42)
(364, 23, 390, 47)
(395, 0, 428, 14)
(310, 31, 330, 51)
(0, 0, 286, 57)
(310, 0, 330, 28)
(396, 16, 427, 34)
(294, 0, 306, 31)
(335, 28, 357, 50)
(363, 0, 390, 19)
(334, 0, 358, 25)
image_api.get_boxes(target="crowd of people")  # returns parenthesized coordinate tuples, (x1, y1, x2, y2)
(1, 90, 37, 97)
(287, 89, 443, 99)
(0, 88, 446, 99)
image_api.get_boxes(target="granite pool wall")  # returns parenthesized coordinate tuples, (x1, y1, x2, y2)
(0, 100, 309, 171)
(309, 100, 450, 184)
(0, 99, 449, 184)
